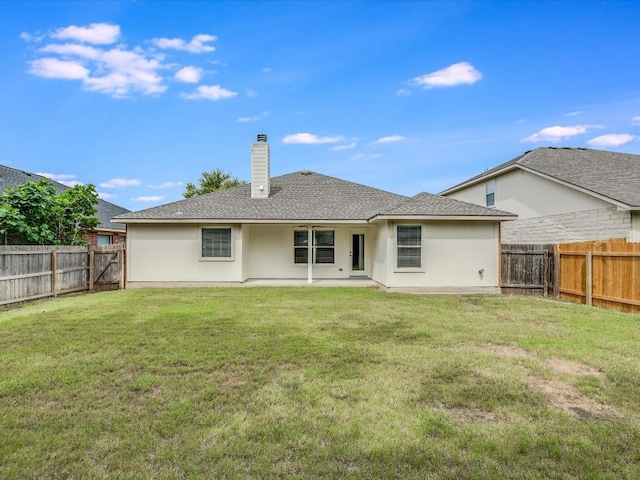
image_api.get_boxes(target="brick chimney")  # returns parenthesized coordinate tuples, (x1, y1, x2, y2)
(251, 133, 270, 199)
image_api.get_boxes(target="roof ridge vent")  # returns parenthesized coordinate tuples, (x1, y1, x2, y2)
(300, 171, 312, 175)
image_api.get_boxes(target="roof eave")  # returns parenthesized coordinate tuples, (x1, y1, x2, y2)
(369, 214, 517, 222)
(113, 217, 371, 225)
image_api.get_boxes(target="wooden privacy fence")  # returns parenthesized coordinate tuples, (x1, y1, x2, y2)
(501, 244, 554, 296)
(0, 244, 125, 306)
(555, 238, 640, 314)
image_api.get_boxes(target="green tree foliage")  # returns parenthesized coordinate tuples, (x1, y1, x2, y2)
(183, 168, 245, 198)
(0, 179, 99, 245)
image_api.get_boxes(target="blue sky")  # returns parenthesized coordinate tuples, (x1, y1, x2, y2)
(1, 0, 639, 211)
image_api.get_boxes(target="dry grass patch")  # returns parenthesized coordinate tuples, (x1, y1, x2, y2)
(477, 343, 620, 420)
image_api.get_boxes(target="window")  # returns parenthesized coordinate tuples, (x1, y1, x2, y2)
(97, 234, 112, 245)
(202, 228, 232, 258)
(397, 225, 421, 268)
(486, 178, 495, 207)
(293, 230, 335, 264)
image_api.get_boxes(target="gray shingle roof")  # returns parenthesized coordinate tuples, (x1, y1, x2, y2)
(441, 147, 640, 207)
(383, 192, 516, 217)
(0, 165, 129, 231)
(115, 170, 514, 223)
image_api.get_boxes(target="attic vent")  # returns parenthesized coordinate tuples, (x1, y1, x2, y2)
(256, 133, 267, 142)
(300, 171, 312, 176)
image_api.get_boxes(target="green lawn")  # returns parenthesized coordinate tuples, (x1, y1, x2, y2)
(1, 288, 640, 479)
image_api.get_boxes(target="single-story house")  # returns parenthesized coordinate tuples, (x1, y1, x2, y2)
(0, 164, 130, 246)
(440, 147, 640, 244)
(114, 135, 515, 290)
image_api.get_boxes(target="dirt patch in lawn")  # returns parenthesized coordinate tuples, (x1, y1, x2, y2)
(446, 407, 502, 424)
(478, 344, 619, 420)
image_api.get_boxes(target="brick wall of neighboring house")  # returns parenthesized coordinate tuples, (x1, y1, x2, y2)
(85, 231, 127, 247)
(501, 206, 632, 244)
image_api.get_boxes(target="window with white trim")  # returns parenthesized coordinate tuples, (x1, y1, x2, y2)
(486, 178, 495, 207)
(397, 225, 421, 268)
(293, 230, 335, 264)
(202, 228, 232, 258)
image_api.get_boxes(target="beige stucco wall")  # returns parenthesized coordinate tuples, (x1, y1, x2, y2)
(373, 220, 500, 288)
(447, 169, 611, 219)
(244, 224, 375, 279)
(127, 224, 244, 282)
(126, 221, 500, 287)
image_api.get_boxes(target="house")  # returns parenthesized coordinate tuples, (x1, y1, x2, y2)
(440, 147, 640, 244)
(0, 164, 130, 246)
(114, 135, 515, 290)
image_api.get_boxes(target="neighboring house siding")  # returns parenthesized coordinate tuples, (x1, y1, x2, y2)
(502, 207, 632, 244)
(633, 212, 640, 243)
(447, 170, 611, 219)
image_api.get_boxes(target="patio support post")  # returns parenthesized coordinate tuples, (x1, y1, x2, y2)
(307, 226, 313, 284)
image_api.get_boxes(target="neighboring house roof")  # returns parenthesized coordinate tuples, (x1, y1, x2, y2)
(440, 147, 640, 208)
(115, 171, 514, 223)
(0, 164, 130, 232)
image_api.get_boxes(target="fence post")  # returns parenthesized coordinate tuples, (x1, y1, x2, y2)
(543, 250, 549, 297)
(89, 248, 95, 292)
(586, 252, 593, 306)
(119, 245, 125, 290)
(51, 250, 58, 297)
(554, 246, 560, 300)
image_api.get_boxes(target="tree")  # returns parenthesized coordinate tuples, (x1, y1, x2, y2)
(0, 179, 99, 245)
(183, 168, 245, 198)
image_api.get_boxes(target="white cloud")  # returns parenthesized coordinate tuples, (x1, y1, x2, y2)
(30, 41, 167, 97)
(40, 43, 102, 60)
(148, 181, 184, 189)
(633, 116, 640, 123)
(182, 85, 237, 101)
(396, 89, 412, 96)
(282, 133, 343, 144)
(330, 142, 357, 151)
(151, 34, 216, 53)
(587, 134, 637, 147)
(237, 111, 269, 123)
(99, 178, 141, 189)
(262, 67, 271, 73)
(133, 195, 163, 202)
(29, 58, 89, 79)
(36, 172, 84, 187)
(522, 125, 601, 142)
(98, 192, 117, 200)
(175, 66, 202, 83)
(25, 24, 223, 98)
(412, 62, 482, 89)
(374, 135, 405, 144)
(52, 23, 120, 45)
(564, 111, 583, 117)
(20, 32, 45, 43)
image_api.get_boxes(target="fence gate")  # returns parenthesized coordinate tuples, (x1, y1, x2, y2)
(91, 245, 125, 292)
(501, 244, 554, 296)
